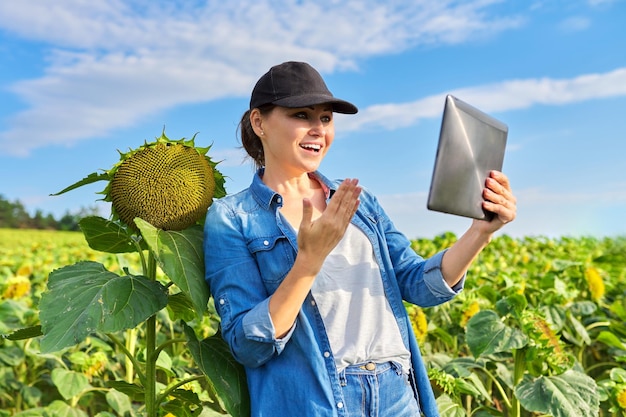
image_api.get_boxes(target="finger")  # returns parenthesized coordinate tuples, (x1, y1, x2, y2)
(300, 198, 313, 228)
(488, 171, 513, 193)
(483, 199, 516, 224)
(328, 179, 361, 215)
(486, 177, 517, 206)
(483, 188, 513, 208)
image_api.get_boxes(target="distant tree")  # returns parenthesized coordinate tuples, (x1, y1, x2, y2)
(57, 211, 80, 231)
(45, 213, 58, 230)
(0, 194, 98, 230)
(0, 194, 30, 228)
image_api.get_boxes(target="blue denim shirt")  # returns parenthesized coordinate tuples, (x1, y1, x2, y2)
(204, 170, 463, 417)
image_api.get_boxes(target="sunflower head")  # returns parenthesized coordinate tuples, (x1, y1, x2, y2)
(53, 131, 226, 231)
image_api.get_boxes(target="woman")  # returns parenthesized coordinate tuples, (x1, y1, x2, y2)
(203, 61, 516, 417)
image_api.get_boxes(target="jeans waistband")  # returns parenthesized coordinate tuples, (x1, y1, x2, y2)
(341, 361, 403, 376)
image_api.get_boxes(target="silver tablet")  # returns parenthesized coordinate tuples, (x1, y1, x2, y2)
(427, 95, 508, 220)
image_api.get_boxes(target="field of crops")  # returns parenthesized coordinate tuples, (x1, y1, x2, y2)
(1, 227, 625, 416)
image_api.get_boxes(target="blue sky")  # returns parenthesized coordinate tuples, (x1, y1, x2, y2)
(1, 0, 625, 239)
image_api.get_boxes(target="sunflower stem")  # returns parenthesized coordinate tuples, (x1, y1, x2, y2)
(145, 253, 158, 417)
(509, 348, 526, 417)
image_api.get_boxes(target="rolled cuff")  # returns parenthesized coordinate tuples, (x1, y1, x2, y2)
(423, 250, 465, 298)
(242, 297, 295, 352)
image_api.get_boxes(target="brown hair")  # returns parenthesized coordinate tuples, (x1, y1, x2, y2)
(238, 104, 275, 170)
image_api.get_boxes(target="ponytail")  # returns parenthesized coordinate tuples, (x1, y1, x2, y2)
(238, 104, 275, 170)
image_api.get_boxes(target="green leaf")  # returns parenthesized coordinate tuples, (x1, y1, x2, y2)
(183, 323, 249, 417)
(105, 389, 133, 416)
(569, 301, 597, 316)
(46, 400, 89, 417)
(167, 292, 197, 323)
(79, 216, 140, 253)
(610, 367, 626, 383)
(50, 171, 110, 196)
(515, 370, 600, 417)
(436, 394, 466, 417)
(540, 305, 566, 331)
(20, 385, 42, 409)
(39, 261, 168, 352)
(596, 331, 626, 350)
(609, 298, 626, 321)
(466, 310, 528, 357)
(1, 325, 42, 341)
(495, 294, 527, 319)
(136, 219, 208, 319)
(51, 369, 91, 400)
(105, 381, 145, 401)
(0, 345, 24, 367)
(565, 313, 591, 346)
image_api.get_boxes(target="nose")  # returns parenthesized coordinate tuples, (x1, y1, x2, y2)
(309, 120, 326, 137)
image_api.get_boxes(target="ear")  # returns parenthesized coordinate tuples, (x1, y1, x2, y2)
(250, 109, 264, 138)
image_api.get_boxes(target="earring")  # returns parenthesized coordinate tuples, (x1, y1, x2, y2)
(260, 130, 265, 136)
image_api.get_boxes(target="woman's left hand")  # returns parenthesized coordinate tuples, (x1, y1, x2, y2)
(474, 170, 517, 234)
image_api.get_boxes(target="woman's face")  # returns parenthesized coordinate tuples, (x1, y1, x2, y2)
(253, 104, 335, 176)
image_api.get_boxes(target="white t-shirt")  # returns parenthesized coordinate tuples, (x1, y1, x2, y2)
(310, 223, 411, 372)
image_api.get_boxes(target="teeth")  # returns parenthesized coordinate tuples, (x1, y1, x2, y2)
(301, 144, 321, 151)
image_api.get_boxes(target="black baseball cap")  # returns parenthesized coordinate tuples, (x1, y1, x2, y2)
(249, 61, 358, 114)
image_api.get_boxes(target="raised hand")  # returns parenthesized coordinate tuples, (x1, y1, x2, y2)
(476, 170, 517, 234)
(297, 178, 361, 269)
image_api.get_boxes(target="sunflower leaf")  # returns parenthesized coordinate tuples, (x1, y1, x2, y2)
(466, 310, 528, 357)
(79, 216, 141, 253)
(183, 324, 249, 417)
(515, 370, 599, 417)
(39, 261, 168, 353)
(136, 218, 208, 319)
(50, 171, 110, 196)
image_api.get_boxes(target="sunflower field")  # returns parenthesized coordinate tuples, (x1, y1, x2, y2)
(1, 227, 625, 416)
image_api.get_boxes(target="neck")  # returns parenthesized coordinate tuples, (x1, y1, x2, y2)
(262, 168, 319, 196)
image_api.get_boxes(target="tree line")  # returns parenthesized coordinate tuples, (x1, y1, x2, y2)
(0, 194, 100, 231)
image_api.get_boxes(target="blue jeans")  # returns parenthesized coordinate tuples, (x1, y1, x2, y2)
(338, 362, 421, 417)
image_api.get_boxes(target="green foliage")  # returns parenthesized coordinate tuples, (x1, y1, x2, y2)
(515, 371, 599, 417)
(0, 218, 247, 417)
(39, 261, 168, 353)
(2, 227, 625, 416)
(136, 219, 209, 319)
(415, 233, 626, 417)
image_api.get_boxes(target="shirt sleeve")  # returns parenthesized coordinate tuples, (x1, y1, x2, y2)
(422, 249, 466, 296)
(242, 297, 296, 344)
(204, 200, 294, 368)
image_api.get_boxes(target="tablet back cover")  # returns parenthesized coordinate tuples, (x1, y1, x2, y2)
(427, 95, 508, 220)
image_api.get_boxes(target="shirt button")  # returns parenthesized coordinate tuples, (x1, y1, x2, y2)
(323, 351, 330, 358)
(263, 240, 269, 246)
(337, 402, 344, 409)
(311, 300, 316, 306)
(219, 299, 225, 305)
(276, 197, 282, 204)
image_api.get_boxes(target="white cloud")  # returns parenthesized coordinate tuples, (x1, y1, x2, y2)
(0, 0, 521, 156)
(558, 16, 591, 32)
(340, 67, 626, 131)
(587, 0, 620, 6)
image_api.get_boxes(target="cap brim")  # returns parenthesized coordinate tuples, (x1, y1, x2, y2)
(272, 93, 358, 114)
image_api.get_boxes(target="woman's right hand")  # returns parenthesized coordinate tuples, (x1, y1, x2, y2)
(297, 178, 362, 274)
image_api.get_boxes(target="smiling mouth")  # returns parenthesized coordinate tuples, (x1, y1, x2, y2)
(300, 144, 321, 153)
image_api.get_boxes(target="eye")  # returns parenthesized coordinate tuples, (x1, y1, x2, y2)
(321, 114, 332, 123)
(292, 111, 308, 119)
